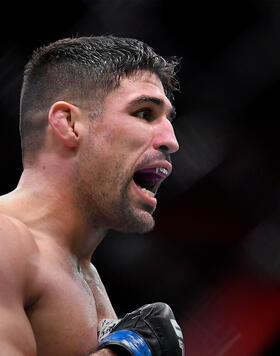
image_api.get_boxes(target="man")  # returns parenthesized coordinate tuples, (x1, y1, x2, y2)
(0, 36, 184, 355)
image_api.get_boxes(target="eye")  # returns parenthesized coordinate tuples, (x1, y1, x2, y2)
(133, 108, 154, 121)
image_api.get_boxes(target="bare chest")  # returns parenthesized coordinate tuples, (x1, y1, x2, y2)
(26, 265, 113, 356)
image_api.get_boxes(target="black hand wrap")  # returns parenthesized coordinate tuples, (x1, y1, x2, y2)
(96, 302, 185, 356)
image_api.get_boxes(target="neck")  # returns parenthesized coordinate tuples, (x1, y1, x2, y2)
(1, 166, 107, 260)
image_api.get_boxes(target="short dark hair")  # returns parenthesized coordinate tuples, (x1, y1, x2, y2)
(19, 35, 180, 163)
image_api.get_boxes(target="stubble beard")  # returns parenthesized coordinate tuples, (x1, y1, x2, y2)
(115, 179, 155, 234)
(74, 167, 155, 234)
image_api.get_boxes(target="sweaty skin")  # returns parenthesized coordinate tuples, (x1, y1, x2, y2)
(0, 213, 116, 356)
(0, 71, 178, 355)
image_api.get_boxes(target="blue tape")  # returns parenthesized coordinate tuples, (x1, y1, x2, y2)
(97, 329, 152, 356)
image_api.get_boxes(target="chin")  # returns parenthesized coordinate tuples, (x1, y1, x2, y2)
(116, 208, 155, 234)
(134, 216, 155, 234)
(109, 183, 156, 233)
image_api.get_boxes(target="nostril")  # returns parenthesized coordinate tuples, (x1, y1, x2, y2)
(159, 145, 169, 152)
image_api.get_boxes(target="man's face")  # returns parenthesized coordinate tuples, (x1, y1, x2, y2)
(76, 71, 179, 233)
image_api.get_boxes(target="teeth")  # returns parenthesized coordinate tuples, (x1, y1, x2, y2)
(141, 188, 155, 198)
(156, 167, 169, 175)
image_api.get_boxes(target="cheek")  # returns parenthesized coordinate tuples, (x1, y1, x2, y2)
(85, 120, 153, 181)
(110, 121, 153, 152)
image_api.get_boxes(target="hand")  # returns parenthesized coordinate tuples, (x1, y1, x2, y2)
(95, 302, 185, 356)
(91, 349, 120, 356)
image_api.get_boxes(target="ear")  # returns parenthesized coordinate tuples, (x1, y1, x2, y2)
(48, 101, 80, 148)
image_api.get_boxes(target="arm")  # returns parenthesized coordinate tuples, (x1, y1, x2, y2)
(0, 304, 36, 355)
(0, 215, 38, 355)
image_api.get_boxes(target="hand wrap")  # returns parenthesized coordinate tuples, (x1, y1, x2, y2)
(96, 302, 185, 356)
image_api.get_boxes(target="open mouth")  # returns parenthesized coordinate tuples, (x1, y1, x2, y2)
(133, 167, 170, 198)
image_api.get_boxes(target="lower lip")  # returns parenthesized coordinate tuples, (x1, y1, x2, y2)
(132, 180, 157, 208)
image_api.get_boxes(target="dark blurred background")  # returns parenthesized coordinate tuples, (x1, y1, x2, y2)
(1, 1, 280, 355)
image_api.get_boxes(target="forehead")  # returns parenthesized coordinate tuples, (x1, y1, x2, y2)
(122, 71, 165, 93)
(104, 70, 171, 109)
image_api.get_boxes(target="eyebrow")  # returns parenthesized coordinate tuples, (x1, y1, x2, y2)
(128, 95, 176, 122)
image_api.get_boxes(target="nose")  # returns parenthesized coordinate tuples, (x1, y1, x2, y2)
(153, 119, 179, 154)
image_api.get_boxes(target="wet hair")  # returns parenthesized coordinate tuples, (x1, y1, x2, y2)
(19, 35, 180, 164)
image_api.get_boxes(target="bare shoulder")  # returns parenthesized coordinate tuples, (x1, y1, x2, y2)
(0, 212, 39, 258)
(0, 213, 40, 306)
